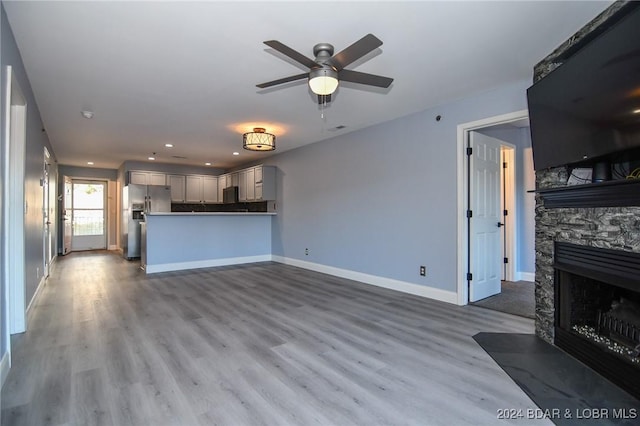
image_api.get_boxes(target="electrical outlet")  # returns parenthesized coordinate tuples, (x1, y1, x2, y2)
(419, 266, 426, 276)
(305, 248, 309, 256)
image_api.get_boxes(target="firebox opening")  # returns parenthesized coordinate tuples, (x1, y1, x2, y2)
(554, 242, 640, 400)
(559, 271, 640, 365)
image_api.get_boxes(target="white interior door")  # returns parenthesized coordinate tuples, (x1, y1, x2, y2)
(469, 131, 502, 302)
(71, 180, 107, 251)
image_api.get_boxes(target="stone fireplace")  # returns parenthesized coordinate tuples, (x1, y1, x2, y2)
(533, 0, 640, 399)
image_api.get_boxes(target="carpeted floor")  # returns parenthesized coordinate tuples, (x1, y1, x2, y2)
(472, 280, 535, 319)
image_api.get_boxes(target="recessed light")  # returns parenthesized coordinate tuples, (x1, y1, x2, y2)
(87, 161, 94, 165)
(148, 156, 155, 161)
(165, 143, 174, 148)
(81, 110, 94, 119)
(233, 152, 240, 156)
(205, 162, 212, 166)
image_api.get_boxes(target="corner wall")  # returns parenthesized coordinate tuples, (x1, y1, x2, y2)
(533, 1, 638, 343)
(1, 2, 58, 382)
(263, 80, 530, 301)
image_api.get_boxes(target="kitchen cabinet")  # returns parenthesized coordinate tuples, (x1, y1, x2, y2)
(185, 175, 219, 203)
(246, 168, 256, 201)
(129, 171, 166, 186)
(167, 174, 186, 203)
(203, 176, 218, 203)
(244, 165, 276, 201)
(217, 178, 225, 203)
(238, 170, 247, 202)
(185, 175, 204, 202)
(235, 165, 276, 202)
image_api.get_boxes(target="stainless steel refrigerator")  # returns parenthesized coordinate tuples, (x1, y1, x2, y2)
(122, 184, 171, 259)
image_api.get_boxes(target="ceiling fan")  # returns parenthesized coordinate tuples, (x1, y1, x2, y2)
(257, 34, 393, 104)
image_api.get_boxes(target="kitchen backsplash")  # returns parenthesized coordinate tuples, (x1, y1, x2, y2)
(172, 201, 268, 213)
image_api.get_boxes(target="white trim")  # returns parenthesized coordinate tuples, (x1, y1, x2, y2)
(1, 351, 10, 389)
(26, 275, 46, 315)
(108, 245, 118, 251)
(518, 272, 535, 282)
(501, 144, 517, 282)
(273, 256, 458, 305)
(456, 109, 530, 306)
(145, 254, 273, 274)
(4, 67, 27, 334)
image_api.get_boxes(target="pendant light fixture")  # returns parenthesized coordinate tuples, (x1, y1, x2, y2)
(243, 128, 276, 151)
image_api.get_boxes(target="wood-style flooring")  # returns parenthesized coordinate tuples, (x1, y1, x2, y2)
(1, 251, 547, 426)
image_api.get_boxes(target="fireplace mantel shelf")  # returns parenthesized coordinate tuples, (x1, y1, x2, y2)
(536, 178, 640, 208)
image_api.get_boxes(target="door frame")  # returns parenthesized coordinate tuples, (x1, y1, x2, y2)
(70, 179, 108, 251)
(3, 66, 27, 336)
(43, 147, 52, 279)
(501, 145, 516, 282)
(456, 109, 528, 305)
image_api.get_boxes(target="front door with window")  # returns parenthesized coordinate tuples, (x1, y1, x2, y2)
(71, 180, 107, 251)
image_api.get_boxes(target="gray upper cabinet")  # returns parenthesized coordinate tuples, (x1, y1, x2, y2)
(185, 175, 219, 203)
(167, 174, 186, 203)
(203, 176, 218, 203)
(236, 165, 276, 202)
(254, 165, 276, 201)
(185, 175, 204, 203)
(129, 171, 166, 186)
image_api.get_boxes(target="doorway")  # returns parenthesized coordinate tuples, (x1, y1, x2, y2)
(456, 110, 536, 314)
(42, 147, 52, 278)
(467, 131, 516, 302)
(70, 180, 107, 251)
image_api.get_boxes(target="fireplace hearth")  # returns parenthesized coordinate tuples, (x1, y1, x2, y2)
(554, 242, 640, 399)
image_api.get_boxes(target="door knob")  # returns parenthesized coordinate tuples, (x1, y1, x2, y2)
(497, 222, 504, 228)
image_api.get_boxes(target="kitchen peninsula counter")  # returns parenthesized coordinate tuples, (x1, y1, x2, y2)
(143, 212, 274, 273)
(147, 212, 276, 216)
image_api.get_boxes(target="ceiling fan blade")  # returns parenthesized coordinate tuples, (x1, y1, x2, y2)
(263, 40, 318, 69)
(256, 73, 309, 89)
(338, 69, 393, 88)
(327, 34, 383, 71)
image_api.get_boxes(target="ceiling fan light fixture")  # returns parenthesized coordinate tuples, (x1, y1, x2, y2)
(243, 127, 276, 151)
(308, 68, 339, 95)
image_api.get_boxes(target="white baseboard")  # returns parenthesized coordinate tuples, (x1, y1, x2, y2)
(26, 275, 46, 314)
(517, 271, 535, 282)
(1, 350, 10, 389)
(145, 254, 273, 274)
(272, 256, 458, 305)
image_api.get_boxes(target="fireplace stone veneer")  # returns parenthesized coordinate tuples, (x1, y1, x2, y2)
(533, 1, 640, 344)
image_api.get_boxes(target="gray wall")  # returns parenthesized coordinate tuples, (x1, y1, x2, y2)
(1, 3, 57, 362)
(261, 80, 530, 293)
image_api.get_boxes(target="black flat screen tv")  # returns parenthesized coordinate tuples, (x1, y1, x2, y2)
(527, 5, 640, 171)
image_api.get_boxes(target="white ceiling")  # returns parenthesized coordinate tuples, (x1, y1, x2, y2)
(3, 1, 611, 170)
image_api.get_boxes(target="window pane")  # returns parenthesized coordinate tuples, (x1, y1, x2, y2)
(73, 210, 104, 236)
(73, 183, 104, 209)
